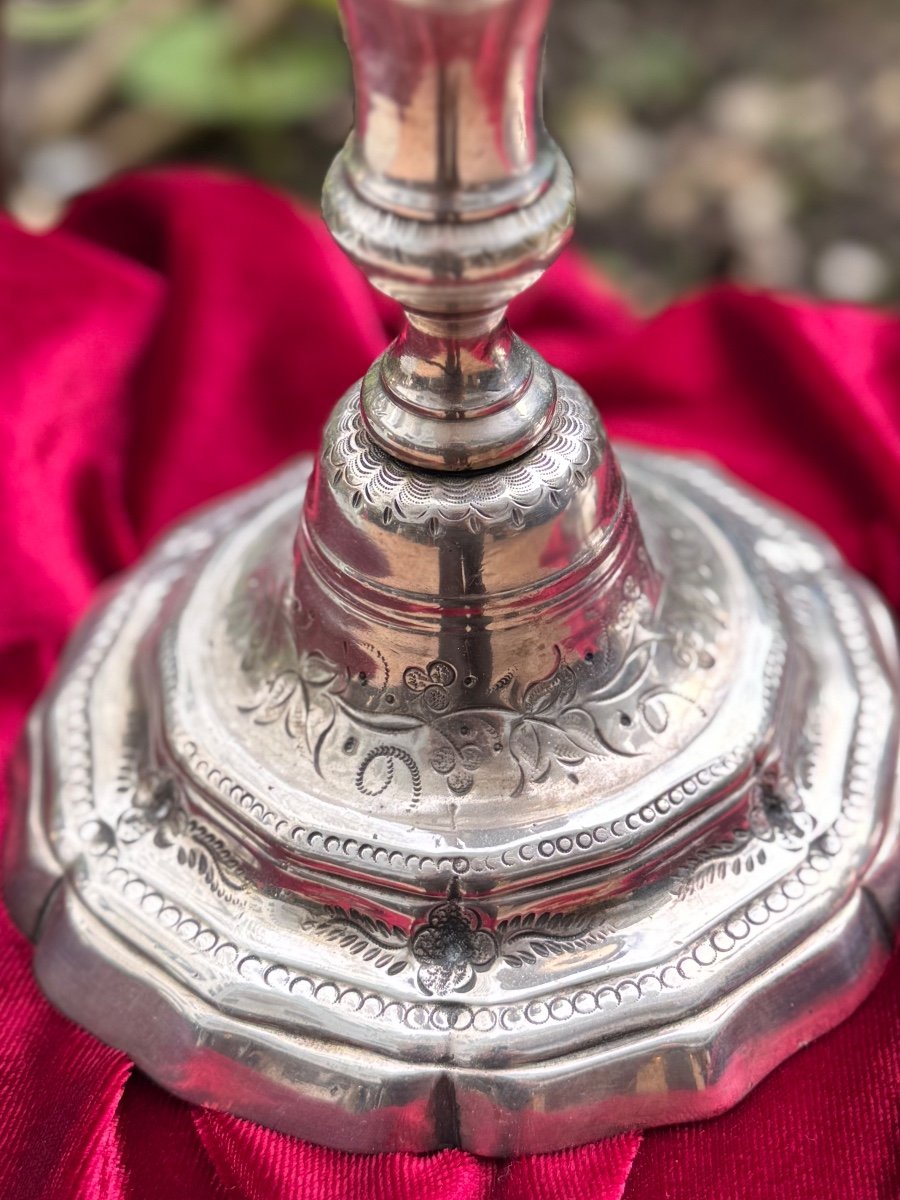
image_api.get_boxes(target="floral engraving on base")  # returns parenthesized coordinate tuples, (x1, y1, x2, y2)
(673, 765, 814, 900)
(116, 772, 246, 901)
(411, 901, 498, 994)
(313, 907, 409, 976)
(312, 893, 608, 996)
(232, 552, 721, 803)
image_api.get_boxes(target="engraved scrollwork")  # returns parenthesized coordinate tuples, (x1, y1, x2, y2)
(355, 746, 422, 799)
(234, 560, 720, 803)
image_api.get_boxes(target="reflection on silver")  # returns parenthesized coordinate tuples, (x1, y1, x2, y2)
(5, 0, 900, 1157)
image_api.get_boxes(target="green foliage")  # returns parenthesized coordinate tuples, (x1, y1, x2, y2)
(122, 7, 346, 123)
(6, 0, 122, 41)
(600, 31, 703, 114)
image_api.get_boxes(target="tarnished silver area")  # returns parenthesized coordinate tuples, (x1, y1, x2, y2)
(5, 0, 900, 1158)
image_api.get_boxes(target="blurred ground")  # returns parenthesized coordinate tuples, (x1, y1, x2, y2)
(5, 0, 900, 310)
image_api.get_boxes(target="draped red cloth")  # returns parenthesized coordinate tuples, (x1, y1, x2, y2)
(1, 170, 899, 1199)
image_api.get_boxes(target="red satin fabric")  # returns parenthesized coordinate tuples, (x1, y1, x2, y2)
(1, 170, 898, 1199)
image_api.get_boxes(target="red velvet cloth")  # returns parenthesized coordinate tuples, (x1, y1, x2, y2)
(1, 170, 899, 1198)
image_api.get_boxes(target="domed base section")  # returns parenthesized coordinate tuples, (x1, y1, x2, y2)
(5, 447, 900, 1155)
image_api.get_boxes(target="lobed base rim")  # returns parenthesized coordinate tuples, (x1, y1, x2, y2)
(6, 446, 900, 1155)
(28, 872, 895, 1155)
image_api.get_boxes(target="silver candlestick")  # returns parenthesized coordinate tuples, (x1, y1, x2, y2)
(6, 0, 900, 1156)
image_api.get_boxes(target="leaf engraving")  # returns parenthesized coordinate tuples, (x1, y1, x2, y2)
(496, 910, 608, 967)
(232, 548, 721, 802)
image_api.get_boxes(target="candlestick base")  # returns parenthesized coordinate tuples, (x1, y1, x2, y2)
(7, 429, 898, 1154)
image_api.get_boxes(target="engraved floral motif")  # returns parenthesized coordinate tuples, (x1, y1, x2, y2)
(311, 893, 608, 996)
(235, 561, 720, 803)
(411, 900, 498, 995)
(117, 772, 186, 848)
(117, 772, 246, 900)
(403, 659, 457, 713)
(749, 767, 813, 850)
(670, 628, 716, 671)
(313, 907, 409, 975)
(35, 442, 896, 1123)
(673, 763, 813, 899)
(611, 575, 653, 633)
(425, 711, 505, 797)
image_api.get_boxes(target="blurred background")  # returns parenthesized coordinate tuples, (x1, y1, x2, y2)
(4, 0, 900, 311)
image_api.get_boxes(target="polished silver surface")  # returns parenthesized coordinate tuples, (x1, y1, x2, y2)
(323, 0, 574, 470)
(6, 443, 900, 1153)
(5, 0, 900, 1158)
